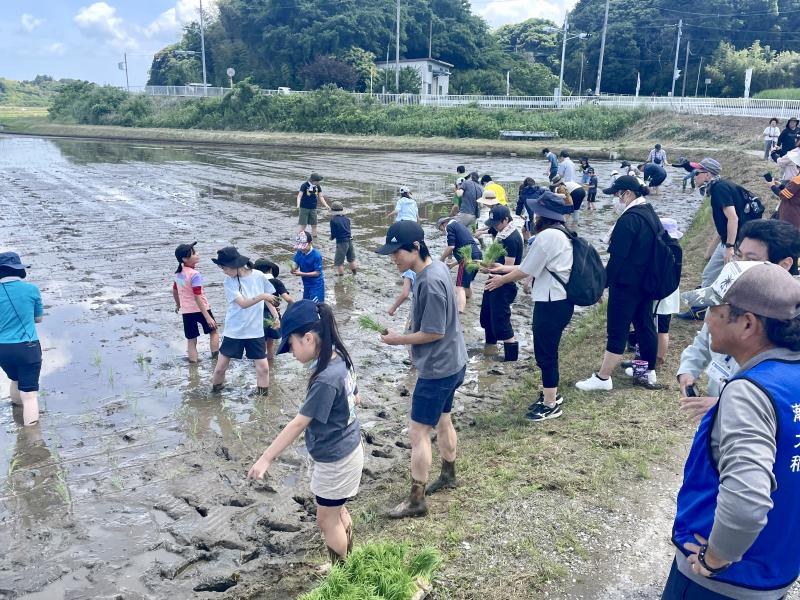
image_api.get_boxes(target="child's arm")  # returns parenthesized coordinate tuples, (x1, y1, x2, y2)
(296, 191, 303, 209)
(440, 245, 454, 261)
(281, 292, 295, 304)
(319, 193, 330, 210)
(265, 300, 280, 327)
(386, 208, 398, 220)
(171, 284, 180, 313)
(193, 294, 217, 329)
(234, 293, 274, 309)
(247, 414, 312, 479)
(388, 278, 412, 316)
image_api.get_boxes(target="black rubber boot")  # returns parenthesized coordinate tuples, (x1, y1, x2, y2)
(387, 479, 428, 518)
(426, 460, 457, 496)
(211, 383, 224, 393)
(211, 351, 219, 360)
(256, 386, 269, 397)
(503, 341, 519, 362)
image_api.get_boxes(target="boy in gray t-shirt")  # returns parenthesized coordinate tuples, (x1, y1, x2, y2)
(376, 221, 467, 519)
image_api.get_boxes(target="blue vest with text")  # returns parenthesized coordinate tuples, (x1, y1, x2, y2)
(672, 359, 800, 591)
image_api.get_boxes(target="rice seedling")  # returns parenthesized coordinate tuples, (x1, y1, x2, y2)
(480, 241, 507, 266)
(457, 245, 480, 274)
(358, 314, 388, 336)
(55, 472, 71, 505)
(263, 316, 278, 329)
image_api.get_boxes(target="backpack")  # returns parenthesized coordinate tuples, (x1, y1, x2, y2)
(628, 206, 683, 300)
(547, 226, 606, 306)
(737, 185, 765, 223)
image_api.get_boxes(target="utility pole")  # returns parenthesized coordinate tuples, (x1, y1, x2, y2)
(395, 0, 401, 92)
(199, 0, 208, 96)
(682, 39, 690, 97)
(670, 19, 682, 97)
(506, 71, 510, 96)
(428, 16, 433, 59)
(557, 13, 568, 105)
(694, 56, 703, 97)
(595, 0, 610, 95)
(578, 51, 584, 96)
(123, 52, 130, 92)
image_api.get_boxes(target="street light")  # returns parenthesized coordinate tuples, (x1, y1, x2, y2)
(544, 19, 587, 105)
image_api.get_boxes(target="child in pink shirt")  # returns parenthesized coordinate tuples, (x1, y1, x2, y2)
(172, 242, 220, 362)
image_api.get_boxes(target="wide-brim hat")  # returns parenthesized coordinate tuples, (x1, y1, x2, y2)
(531, 191, 568, 222)
(212, 246, 249, 268)
(0, 251, 30, 270)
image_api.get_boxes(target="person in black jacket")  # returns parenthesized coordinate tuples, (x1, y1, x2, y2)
(576, 176, 660, 391)
(776, 117, 799, 158)
(515, 177, 545, 242)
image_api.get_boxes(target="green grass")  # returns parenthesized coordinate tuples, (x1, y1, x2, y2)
(753, 88, 800, 100)
(299, 543, 441, 600)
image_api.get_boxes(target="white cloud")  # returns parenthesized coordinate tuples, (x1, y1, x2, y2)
(475, 0, 576, 28)
(74, 2, 138, 49)
(45, 42, 67, 56)
(144, 0, 219, 39)
(20, 13, 44, 33)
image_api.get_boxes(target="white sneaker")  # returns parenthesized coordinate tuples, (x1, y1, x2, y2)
(646, 370, 657, 385)
(625, 367, 634, 377)
(576, 373, 613, 391)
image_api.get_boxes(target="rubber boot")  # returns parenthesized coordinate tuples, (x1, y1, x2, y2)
(212, 383, 224, 393)
(256, 386, 269, 397)
(386, 479, 428, 518)
(502, 341, 519, 362)
(211, 351, 219, 360)
(327, 546, 345, 566)
(425, 459, 457, 496)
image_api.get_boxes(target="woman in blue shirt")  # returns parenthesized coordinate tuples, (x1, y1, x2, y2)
(0, 252, 44, 426)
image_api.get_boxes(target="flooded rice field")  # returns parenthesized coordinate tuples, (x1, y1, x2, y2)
(0, 136, 701, 599)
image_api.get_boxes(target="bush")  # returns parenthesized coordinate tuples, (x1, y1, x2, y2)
(48, 80, 645, 140)
(753, 88, 800, 100)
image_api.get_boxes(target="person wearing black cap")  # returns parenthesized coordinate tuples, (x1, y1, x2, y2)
(485, 192, 574, 420)
(172, 242, 220, 363)
(296, 173, 331, 237)
(0, 252, 44, 427)
(253, 259, 295, 360)
(375, 221, 467, 518)
(436, 216, 482, 314)
(478, 205, 524, 361)
(248, 300, 363, 567)
(647, 143, 667, 166)
(211, 247, 279, 395)
(576, 176, 661, 391)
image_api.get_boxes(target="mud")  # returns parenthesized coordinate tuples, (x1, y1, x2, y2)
(0, 136, 702, 599)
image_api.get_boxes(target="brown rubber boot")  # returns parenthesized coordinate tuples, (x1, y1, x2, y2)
(346, 523, 354, 554)
(386, 479, 428, 518)
(425, 459, 457, 496)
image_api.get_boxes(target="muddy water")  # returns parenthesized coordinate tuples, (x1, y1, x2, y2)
(0, 136, 701, 599)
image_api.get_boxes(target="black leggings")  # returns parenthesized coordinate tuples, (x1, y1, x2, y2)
(533, 300, 575, 388)
(480, 283, 517, 343)
(607, 285, 657, 370)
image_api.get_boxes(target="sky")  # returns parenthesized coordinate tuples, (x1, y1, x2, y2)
(0, 0, 575, 87)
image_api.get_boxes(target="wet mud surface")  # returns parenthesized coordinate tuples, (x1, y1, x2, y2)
(0, 136, 702, 599)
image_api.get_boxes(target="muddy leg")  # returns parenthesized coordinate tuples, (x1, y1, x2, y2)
(209, 331, 220, 355)
(254, 358, 270, 388)
(657, 332, 669, 368)
(212, 355, 230, 389)
(455, 287, 466, 314)
(187, 338, 199, 363)
(336, 265, 344, 276)
(349, 261, 358, 275)
(21, 391, 39, 426)
(316, 505, 348, 559)
(410, 420, 433, 482)
(10, 380, 21, 405)
(266, 339, 275, 361)
(436, 413, 457, 463)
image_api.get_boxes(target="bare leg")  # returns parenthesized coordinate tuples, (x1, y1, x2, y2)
(209, 331, 220, 354)
(455, 287, 467, 313)
(10, 380, 21, 405)
(598, 351, 623, 380)
(266, 339, 275, 361)
(212, 355, 231, 386)
(20, 390, 39, 426)
(657, 332, 669, 367)
(311, 225, 318, 237)
(187, 338, 199, 363)
(316, 505, 348, 558)
(435, 413, 457, 462)
(409, 420, 433, 482)
(254, 358, 270, 388)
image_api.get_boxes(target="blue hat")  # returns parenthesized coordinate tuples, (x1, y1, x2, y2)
(484, 204, 512, 228)
(0, 252, 30, 270)
(277, 300, 320, 355)
(531, 191, 568, 222)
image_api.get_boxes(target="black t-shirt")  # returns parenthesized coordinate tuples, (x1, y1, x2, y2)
(643, 164, 667, 186)
(270, 277, 288, 297)
(446, 221, 481, 260)
(330, 215, 351, 243)
(492, 228, 524, 265)
(299, 181, 322, 209)
(709, 179, 743, 241)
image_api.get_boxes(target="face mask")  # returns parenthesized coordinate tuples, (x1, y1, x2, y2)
(613, 198, 627, 215)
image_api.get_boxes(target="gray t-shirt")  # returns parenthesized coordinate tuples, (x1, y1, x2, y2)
(459, 179, 483, 218)
(299, 356, 361, 463)
(410, 260, 467, 379)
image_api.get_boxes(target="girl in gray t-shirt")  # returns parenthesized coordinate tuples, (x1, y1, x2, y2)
(247, 300, 363, 567)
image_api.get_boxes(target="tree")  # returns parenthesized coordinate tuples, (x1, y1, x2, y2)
(340, 47, 378, 92)
(494, 19, 560, 71)
(301, 56, 359, 90)
(385, 66, 422, 94)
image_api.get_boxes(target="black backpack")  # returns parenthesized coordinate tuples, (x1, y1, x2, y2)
(737, 185, 765, 223)
(628, 206, 683, 300)
(547, 226, 606, 306)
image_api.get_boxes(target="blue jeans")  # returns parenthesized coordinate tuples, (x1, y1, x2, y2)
(701, 243, 726, 288)
(764, 139, 774, 160)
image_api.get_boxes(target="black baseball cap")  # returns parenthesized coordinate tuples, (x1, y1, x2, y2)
(485, 204, 512, 228)
(175, 241, 197, 263)
(277, 299, 320, 355)
(603, 175, 642, 195)
(375, 221, 425, 255)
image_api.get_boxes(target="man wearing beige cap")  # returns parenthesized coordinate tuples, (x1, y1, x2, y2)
(665, 261, 800, 599)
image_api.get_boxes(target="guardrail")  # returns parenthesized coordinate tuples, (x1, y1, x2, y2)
(128, 86, 800, 118)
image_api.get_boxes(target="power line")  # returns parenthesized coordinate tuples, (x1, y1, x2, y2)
(658, 5, 800, 16)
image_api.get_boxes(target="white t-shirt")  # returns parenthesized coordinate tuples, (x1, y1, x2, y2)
(222, 269, 275, 339)
(763, 126, 780, 142)
(519, 227, 573, 302)
(558, 158, 576, 183)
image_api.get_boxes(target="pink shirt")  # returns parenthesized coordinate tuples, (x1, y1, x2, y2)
(174, 266, 209, 314)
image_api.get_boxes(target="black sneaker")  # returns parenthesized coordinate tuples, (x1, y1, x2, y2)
(527, 391, 564, 411)
(526, 402, 563, 422)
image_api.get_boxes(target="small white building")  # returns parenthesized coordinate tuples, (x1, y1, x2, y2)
(375, 58, 453, 95)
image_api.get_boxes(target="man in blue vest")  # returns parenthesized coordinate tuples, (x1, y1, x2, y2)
(664, 260, 800, 599)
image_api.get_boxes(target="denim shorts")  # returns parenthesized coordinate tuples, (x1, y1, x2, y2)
(411, 365, 466, 427)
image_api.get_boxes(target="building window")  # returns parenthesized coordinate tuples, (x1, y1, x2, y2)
(439, 85, 443, 95)
(427, 83, 432, 94)
(428, 64, 433, 72)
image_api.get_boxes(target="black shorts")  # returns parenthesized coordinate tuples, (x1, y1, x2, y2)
(316, 495, 349, 507)
(456, 261, 477, 289)
(0, 341, 42, 392)
(220, 336, 267, 360)
(182, 310, 215, 340)
(411, 365, 466, 427)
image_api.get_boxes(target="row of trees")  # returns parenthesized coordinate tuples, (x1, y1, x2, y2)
(147, 0, 800, 97)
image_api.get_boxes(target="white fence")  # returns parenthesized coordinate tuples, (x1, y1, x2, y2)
(130, 86, 800, 119)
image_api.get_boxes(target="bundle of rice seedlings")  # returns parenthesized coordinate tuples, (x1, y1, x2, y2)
(457, 245, 480, 274)
(480, 241, 507, 266)
(358, 314, 388, 336)
(263, 316, 277, 330)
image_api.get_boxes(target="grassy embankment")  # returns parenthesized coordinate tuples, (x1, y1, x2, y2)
(753, 88, 800, 100)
